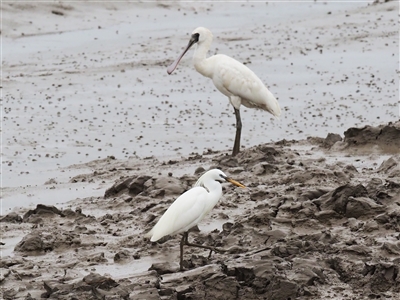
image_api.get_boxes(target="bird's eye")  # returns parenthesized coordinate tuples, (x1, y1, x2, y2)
(192, 33, 200, 42)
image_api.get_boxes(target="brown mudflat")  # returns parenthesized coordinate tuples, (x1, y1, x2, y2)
(2, 122, 399, 299)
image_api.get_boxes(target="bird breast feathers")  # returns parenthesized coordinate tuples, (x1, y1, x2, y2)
(151, 187, 208, 239)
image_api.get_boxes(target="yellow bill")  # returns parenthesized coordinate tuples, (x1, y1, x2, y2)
(226, 178, 246, 188)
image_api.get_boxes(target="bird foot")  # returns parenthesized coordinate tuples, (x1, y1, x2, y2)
(185, 241, 226, 258)
(179, 264, 185, 272)
(207, 246, 227, 258)
(212, 247, 226, 254)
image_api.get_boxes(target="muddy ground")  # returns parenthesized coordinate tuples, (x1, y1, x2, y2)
(1, 122, 400, 299)
(2, 1, 399, 299)
(3, 0, 398, 190)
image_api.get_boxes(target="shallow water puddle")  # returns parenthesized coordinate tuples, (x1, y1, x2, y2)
(290, 144, 392, 171)
(0, 236, 22, 258)
(198, 219, 227, 233)
(1, 182, 104, 213)
(82, 256, 158, 278)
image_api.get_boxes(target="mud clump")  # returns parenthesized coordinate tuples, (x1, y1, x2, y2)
(23, 204, 64, 222)
(344, 121, 400, 150)
(42, 273, 121, 299)
(323, 132, 342, 148)
(0, 212, 22, 223)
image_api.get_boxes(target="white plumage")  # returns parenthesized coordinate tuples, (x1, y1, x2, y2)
(146, 169, 245, 270)
(167, 27, 281, 156)
(148, 186, 215, 242)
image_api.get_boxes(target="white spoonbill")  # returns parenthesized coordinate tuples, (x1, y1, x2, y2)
(167, 27, 281, 156)
(146, 169, 245, 271)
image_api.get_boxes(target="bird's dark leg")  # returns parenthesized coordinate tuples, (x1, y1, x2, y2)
(232, 108, 242, 156)
(180, 233, 187, 271)
(184, 232, 226, 258)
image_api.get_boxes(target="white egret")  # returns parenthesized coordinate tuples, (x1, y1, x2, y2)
(146, 169, 245, 271)
(167, 27, 281, 156)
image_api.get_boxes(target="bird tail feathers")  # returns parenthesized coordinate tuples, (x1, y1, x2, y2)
(267, 97, 281, 118)
(144, 229, 154, 240)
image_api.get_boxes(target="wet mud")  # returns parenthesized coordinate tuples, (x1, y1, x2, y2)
(1, 122, 400, 299)
(2, 1, 399, 299)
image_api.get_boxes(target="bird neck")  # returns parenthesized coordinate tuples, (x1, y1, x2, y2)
(202, 180, 223, 212)
(192, 42, 213, 78)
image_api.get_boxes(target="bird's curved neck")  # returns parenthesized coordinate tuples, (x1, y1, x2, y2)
(201, 180, 222, 211)
(193, 42, 213, 78)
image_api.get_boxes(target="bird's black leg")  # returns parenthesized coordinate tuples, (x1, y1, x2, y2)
(180, 233, 187, 271)
(184, 232, 226, 258)
(232, 108, 242, 156)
